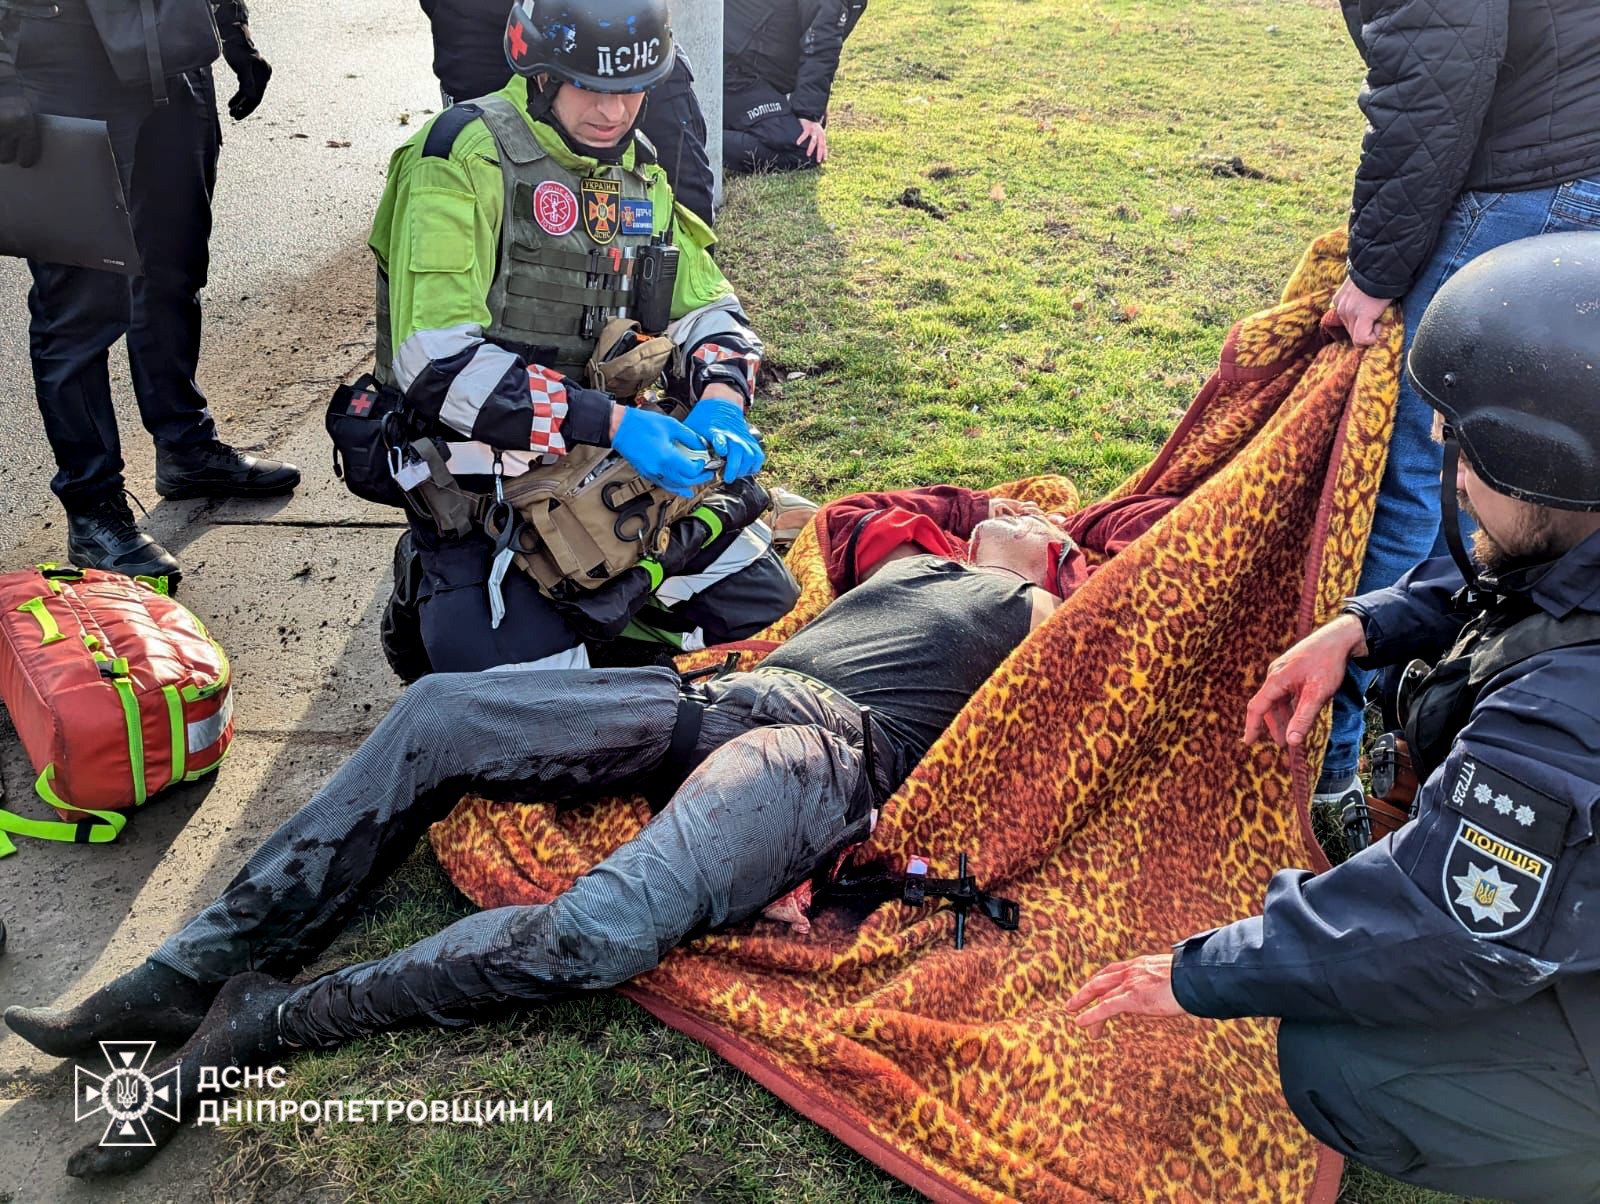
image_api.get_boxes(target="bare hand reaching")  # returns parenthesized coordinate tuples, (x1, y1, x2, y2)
(1241, 613, 1368, 750)
(1066, 955, 1186, 1037)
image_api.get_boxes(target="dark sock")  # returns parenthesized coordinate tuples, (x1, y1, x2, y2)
(4, 960, 215, 1058)
(65, 972, 294, 1180)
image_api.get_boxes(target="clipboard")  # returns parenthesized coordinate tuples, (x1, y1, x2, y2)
(0, 114, 142, 275)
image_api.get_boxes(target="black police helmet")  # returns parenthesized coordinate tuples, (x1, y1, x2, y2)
(1408, 231, 1600, 511)
(504, 0, 675, 94)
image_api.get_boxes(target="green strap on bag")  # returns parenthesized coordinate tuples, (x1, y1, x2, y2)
(0, 767, 130, 858)
(0, 665, 151, 858)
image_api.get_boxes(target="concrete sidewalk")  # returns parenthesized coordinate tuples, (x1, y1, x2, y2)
(0, 3, 442, 1197)
(0, 304, 407, 1204)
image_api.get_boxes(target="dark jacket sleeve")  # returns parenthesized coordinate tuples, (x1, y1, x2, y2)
(1343, 553, 1471, 669)
(1345, 0, 1509, 298)
(790, 0, 866, 121)
(212, 0, 250, 38)
(0, 6, 22, 96)
(1172, 655, 1600, 1026)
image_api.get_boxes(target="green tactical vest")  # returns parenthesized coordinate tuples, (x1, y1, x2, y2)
(376, 95, 661, 386)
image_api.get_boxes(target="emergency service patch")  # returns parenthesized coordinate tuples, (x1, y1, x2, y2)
(1449, 754, 1572, 857)
(620, 198, 653, 236)
(582, 176, 620, 245)
(533, 180, 578, 237)
(1442, 817, 1552, 938)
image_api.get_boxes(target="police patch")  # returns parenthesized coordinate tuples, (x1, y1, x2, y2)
(1442, 817, 1552, 938)
(620, 198, 653, 236)
(1449, 754, 1572, 857)
(581, 176, 620, 245)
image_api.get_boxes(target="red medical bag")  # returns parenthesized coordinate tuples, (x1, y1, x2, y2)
(0, 565, 232, 856)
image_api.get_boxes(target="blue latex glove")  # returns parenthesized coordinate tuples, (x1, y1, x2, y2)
(683, 397, 765, 481)
(612, 406, 714, 498)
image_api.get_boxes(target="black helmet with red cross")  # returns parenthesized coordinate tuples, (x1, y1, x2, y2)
(504, 0, 676, 94)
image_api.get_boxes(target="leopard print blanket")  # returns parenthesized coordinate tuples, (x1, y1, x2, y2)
(429, 231, 1400, 1202)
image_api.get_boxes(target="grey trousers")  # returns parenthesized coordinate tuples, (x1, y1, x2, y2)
(152, 667, 874, 1047)
(1278, 993, 1600, 1202)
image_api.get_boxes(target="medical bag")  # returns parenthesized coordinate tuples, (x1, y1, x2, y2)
(0, 565, 233, 856)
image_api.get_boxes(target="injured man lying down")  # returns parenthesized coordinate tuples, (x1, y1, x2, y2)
(6, 483, 1177, 1178)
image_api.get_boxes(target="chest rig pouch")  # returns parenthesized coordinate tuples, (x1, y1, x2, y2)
(1401, 603, 1600, 782)
(477, 95, 662, 377)
(485, 386, 719, 596)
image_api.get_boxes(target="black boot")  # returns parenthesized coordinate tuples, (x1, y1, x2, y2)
(4, 960, 216, 1058)
(154, 438, 300, 500)
(65, 494, 182, 582)
(65, 972, 294, 1180)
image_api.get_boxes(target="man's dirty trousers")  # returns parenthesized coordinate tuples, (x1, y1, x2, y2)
(151, 667, 880, 1046)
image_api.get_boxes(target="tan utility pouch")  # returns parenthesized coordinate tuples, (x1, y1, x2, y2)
(586, 318, 675, 400)
(490, 392, 720, 595)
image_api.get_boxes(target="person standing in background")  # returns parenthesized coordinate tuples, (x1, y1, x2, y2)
(1317, 0, 1600, 834)
(0, 0, 300, 583)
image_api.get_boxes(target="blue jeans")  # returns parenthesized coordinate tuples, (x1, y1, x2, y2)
(1323, 177, 1600, 788)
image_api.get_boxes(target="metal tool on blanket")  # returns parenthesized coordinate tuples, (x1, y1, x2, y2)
(901, 853, 1020, 949)
(827, 839, 1021, 949)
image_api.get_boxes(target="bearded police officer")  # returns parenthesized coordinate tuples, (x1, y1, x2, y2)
(0, 0, 300, 583)
(368, 0, 798, 675)
(1067, 233, 1600, 1199)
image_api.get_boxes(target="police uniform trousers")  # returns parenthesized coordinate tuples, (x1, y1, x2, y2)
(1278, 1000, 1600, 1202)
(14, 9, 221, 511)
(405, 518, 800, 674)
(722, 82, 817, 176)
(150, 667, 878, 1046)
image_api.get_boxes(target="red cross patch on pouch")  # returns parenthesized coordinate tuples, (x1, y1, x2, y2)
(581, 176, 621, 245)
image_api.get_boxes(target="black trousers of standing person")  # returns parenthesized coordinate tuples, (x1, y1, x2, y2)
(12, 10, 222, 512)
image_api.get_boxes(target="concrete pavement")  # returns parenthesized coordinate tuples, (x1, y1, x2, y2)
(0, 3, 439, 1199)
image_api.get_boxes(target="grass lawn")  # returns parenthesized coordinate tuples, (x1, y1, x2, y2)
(229, 0, 1480, 1199)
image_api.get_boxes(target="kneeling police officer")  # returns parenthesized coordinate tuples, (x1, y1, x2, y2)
(362, 0, 798, 675)
(1068, 232, 1600, 1200)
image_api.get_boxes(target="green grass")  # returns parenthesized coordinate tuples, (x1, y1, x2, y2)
(231, 0, 1476, 1199)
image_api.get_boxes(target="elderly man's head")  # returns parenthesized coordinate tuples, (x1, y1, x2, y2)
(968, 509, 1074, 593)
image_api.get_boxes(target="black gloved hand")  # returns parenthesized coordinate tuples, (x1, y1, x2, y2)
(220, 28, 272, 120)
(0, 88, 41, 168)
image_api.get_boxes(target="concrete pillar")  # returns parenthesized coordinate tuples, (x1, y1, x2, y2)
(673, 0, 723, 209)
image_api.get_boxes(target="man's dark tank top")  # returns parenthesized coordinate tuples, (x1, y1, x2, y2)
(761, 555, 1035, 781)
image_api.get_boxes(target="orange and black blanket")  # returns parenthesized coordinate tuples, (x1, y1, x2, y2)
(429, 232, 1401, 1203)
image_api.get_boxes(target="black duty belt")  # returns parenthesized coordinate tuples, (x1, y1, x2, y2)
(660, 658, 888, 825)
